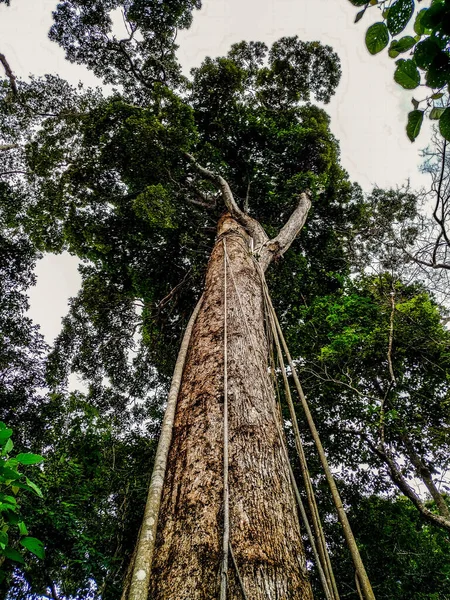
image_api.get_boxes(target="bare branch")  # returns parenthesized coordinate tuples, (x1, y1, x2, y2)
(369, 441, 450, 532)
(185, 153, 269, 247)
(0, 52, 18, 96)
(0, 143, 18, 151)
(259, 191, 312, 269)
(386, 287, 396, 403)
(401, 434, 450, 520)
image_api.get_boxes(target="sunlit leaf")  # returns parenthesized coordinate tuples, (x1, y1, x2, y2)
(430, 106, 445, 119)
(394, 58, 421, 88)
(20, 536, 45, 559)
(1, 439, 13, 456)
(0, 429, 13, 444)
(24, 477, 43, 498)
(387, 0, 415, 36)
(388, 36, 417, 58)
(16, 453, 44, 465)
(366, 22, 390, 54)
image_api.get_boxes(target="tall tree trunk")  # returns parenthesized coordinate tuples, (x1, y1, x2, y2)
(150, 214, 313, 599)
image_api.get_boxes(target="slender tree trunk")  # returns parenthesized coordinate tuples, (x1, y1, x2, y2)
(150, 214, 313, 599)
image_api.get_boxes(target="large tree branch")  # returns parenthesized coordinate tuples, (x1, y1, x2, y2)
(185, 153, 269, 247)
(343, 427, 450, 532)
(369, 441, 450, 532)
(258, 191, 312, 270)
(0, 52, 17, 96)
(0, 143, 18, 151)
(400, 434, 450, 520)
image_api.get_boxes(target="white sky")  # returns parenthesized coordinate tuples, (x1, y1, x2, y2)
(0, 0, 433, 344)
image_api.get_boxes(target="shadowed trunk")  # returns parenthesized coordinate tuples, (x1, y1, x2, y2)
(150, 214, 313, 599)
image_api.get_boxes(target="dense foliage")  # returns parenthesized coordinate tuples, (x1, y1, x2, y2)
(0, 0, 449, 598)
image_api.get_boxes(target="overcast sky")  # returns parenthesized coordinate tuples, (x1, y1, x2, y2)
(1, 0, 433, 344)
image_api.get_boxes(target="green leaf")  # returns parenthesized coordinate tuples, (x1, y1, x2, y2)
(0, 429, 13, 444)
(355, 8, 366, 23)
(25, 477, 43, 498)
(411, 98, 420, 109)
(20, 537, 45, 559)
(349, 0, 369, 5)
(3, 546, 25, 564)
(406, 110, 424, 141)
(414, 8, 431, 35)
(430, 106, 445, 119)
(1, 438, 13, 457)
(421, 2, 446, 30)
(439, 107, 450, 140)
(0, 531, 8, 547)
(431, 92, 444, 99)
(0, 495, 17, 507)
(394, 59, 421, 88)
(414, 38, 440, 70)
(17, 521, 28, 536)
(426, 52, 450, 88)
(388, 36, 417, 58)
(387, 0, 415, 36)
(16, 453, 44, 465)
(0, 466, 21, 481)
(366, 22, 390, 55)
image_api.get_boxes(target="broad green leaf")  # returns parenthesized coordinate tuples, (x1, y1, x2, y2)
(366, 22, 390, 55)
(349, 0, 369, 5)
(414, 8, 432, 35)
(430, 106, 445, 119)
(0, 495, 17, 507)
(388, 36, 417, 58)
(0, 429, 13, 444)
(16, 453, 44, 465)
(421, 2, 446, 30)
(0, 466, 21, 481)
(25, 477, 43, 498)
(414, 38, 440, 69)
(426, 52, 450, 87)
(3, 546, 25, 564)
(394, 59, 421, 88)
(20, 537, 45, 559)
(431, 92, 444, 98)
(17, 521, 28, 536)
(439, 106, 450, 140)
(387, 0, 415, 36)
(1, 438, 13, 456)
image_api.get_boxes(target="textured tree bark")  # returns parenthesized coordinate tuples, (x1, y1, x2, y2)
(150, 214, 313, 599)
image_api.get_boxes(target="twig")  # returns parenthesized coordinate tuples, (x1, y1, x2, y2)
(0, 52, 18, 96)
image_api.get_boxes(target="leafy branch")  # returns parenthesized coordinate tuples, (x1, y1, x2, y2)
(0, 422, 45, 583)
